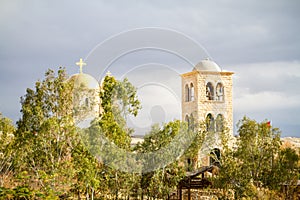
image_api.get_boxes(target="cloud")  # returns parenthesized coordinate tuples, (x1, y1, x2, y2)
(231, 61, 300, 96)
(235, 91, 300, 112)
(0, 0, 299, 137)
(231, 61, 300, 136)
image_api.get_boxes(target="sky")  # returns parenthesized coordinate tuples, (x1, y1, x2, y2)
(0, 0, 299, 137)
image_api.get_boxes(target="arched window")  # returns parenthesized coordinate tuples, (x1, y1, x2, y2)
(216, 114, 224, 132)
(206, 82, 214, 100)
(206, 113, 215, 132)
(190, 83, 195, 101)
(210, 148, 221, 166)
(216, 83, 224, 101)
(185, 84, 189, 102)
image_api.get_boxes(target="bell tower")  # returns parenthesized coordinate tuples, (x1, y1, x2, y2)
(181, 58, 234, 166)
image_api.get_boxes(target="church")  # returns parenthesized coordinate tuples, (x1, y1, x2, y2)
(181, 58, 234, 168)
(71, 57, 234, 168)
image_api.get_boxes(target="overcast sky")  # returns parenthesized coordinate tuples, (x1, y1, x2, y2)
(0, 0, 299, 137)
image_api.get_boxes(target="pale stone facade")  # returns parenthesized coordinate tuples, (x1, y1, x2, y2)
(181, 59, 234, 167)
(70, 72, 101, 127)
(70, 58, 101, 127)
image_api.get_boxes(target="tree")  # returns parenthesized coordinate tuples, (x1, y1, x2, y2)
(9, 68, 104, 199)
(99, 75, 141, 150)
(134, 120, 191, 198)
(0, 113, 16, 188)
(236, 117, 281, 187)
(13, 68, 81, 198)
(271, 147, 299, 198)
(215, 116, 300, 199)
(0, 68, 143, 199)
(183, 121, 208, 171)
(81, 74, 141, 199)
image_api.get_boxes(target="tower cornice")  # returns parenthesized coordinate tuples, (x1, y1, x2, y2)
(181, 71, 234, 77)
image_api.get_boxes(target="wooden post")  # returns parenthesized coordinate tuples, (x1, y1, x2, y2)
(188, 178, 191, 200)
(179, 187, 182, 200)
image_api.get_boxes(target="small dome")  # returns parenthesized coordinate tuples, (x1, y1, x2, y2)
(193, 58, 221, 72)
(69, 73, 99, 89)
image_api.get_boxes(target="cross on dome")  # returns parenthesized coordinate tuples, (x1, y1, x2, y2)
(76, 58, 87, 74)
(106, 71, 112, 76)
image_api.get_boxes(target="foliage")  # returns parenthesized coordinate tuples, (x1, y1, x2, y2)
(99, 75, 141, 150)
(183, 121, 208, 170)
(0, 113, 16, 188)
(4, 68, 101, 198)
(11, 69, 75, 196)
(81, 74, 142, 199)
(1, 67, 299, 199)
(135, 120, 188, 198)
(215, 116, 299, 199)
(0, 69, 143, 199)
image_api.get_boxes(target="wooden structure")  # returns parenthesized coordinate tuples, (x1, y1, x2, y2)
(170, 166, 216, 200)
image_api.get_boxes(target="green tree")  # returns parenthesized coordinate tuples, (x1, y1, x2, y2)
(0, 113, 16, 187)
(135, 120, 190, 199)
(99, 75, 141, 150)
(215, 116, 299, 199)
(13, 68, 79, 197)
(81, 75, 141, 199)
(270, 147, 299, 198)
(71, 141, 101, 200)
(183, 121, 208, 171)
(11, 68, 103, 199)
(0, 68, 143, 199)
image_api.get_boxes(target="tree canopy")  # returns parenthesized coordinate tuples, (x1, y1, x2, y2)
(0, 68, 299, 199)
(215, 116, 299, 199)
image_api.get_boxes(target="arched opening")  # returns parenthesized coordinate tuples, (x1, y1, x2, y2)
(206, 113, 215, 132)
(185, 84, 189, 102)
(216, 114, 224, 132)
(216, 82, 224, 101)
(190, 83, 195, 101)
(206, 82, 214, 100)
(210, 148, 221, 166)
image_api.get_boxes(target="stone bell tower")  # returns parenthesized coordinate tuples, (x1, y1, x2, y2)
(181, 58, 234, 167)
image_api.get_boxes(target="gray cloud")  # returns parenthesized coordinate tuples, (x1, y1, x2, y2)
(0, 0, 299, 136)
(231, 61, 300, 136)
(231, 61, 300, 95)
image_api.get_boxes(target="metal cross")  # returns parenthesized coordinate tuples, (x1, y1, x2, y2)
(76, 58, 86, 74)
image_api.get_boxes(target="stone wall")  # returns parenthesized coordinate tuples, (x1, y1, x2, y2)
(181, 71, 234, 135)
(181, 70, 234, 168)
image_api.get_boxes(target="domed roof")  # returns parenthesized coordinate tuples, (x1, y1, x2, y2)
(69, 73, 99, 90)
(193, 58, 221, 72)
